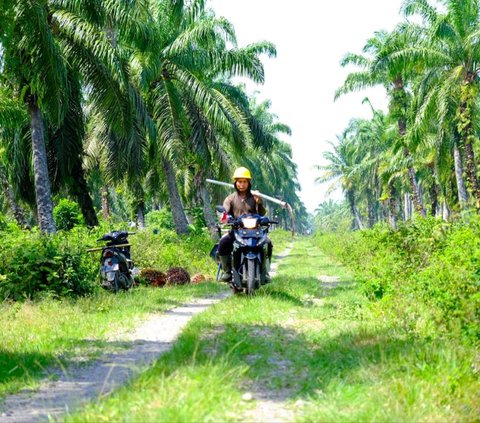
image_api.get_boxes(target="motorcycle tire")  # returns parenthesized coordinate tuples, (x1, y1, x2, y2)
(119, 272, 133, 291)
(246, 258, 256, 295)
(112, 272, 121, 293)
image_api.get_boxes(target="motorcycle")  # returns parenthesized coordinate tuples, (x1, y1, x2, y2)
(214, 206, 277, 295)
(90, 230, 138, 293)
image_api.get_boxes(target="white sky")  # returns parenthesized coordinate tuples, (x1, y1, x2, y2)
(208, 0, 405, 213)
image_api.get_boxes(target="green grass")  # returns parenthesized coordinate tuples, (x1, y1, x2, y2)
(0, 282, 224, 398)
(68, 236, 480, 422)
(270, 228, 294, 253)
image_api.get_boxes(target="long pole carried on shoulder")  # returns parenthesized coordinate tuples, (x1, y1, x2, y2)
(206, 178, 295, 236)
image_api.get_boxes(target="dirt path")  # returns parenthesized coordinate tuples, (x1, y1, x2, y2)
(0, 293, 231, 423)
(0, 244, 293, 423)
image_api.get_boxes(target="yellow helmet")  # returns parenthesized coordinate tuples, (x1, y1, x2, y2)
(232, 167, 252, 180)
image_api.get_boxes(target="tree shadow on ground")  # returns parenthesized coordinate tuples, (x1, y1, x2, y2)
(254, 288, 305, 306)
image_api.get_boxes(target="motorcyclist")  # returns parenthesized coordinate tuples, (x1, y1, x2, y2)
(217, 167, 273, 286)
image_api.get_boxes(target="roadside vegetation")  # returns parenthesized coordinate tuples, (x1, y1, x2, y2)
(316, 215, 480, 344)
(67, 237, 479, 422)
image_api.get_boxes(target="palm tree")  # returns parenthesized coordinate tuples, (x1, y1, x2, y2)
(315, 132, 365, 230)
(0, 0, 145, 232)
(0, 87, 30, 226)
(397, 0, 480, 209)
(336, 26, 426, 216)
(136, 0, 276, 234)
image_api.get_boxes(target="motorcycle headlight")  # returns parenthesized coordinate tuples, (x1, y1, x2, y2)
(242, 217, 258, 229)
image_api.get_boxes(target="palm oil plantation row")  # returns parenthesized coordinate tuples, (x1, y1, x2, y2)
(318, 0, 480, 228)
(0, 0, 308, 236)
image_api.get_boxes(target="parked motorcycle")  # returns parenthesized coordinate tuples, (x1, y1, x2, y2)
(214, 206, 277, 295)
(89, 230, 138, 293)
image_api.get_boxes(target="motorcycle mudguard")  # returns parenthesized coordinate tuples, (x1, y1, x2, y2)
(232, 268, 242, 288)
(101, 257, 119, 280)
(245, 251, 258, 260)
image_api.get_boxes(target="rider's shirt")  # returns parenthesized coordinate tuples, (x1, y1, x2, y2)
(223, 192, 266, 217)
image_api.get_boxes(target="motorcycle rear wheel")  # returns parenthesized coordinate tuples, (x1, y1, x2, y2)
(119, 272, 133, 291)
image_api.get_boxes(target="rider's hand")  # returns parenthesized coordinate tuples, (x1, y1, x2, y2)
(251, 190, 262, 204)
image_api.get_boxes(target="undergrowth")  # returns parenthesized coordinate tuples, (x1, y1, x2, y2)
(315, 215, 480, 344)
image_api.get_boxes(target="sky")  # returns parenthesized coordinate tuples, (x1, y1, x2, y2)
(208, 0, 405, 213)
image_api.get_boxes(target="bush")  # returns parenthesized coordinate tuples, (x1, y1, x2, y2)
(54, 199, 83, 231)
(0, 229, 97, 300)
(145, 209, 174, 230)
(133, 229, 215, 277)
(315, 216, 480, 343)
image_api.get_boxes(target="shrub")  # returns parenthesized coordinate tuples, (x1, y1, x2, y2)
(145, 209, 174, 230)
(0, 229, 97, 300)
(54, 199, 83, 231)
(133, 230, 215, 277)
(315, 216, 480, 343)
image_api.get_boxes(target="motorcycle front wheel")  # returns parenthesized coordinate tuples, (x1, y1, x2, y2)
(246, 258, 256, 295)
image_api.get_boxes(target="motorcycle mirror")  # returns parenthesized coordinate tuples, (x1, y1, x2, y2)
(216, 205, 226, 213)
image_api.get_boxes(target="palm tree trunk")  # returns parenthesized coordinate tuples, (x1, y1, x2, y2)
(463, 140, 480, 208)
(427, 164, 439, 217)
(136, 202, 145, 229)
(28, 98, 56, 234)
(199, 184, 218, 237)
(193, 169, 217, 238)
(458, 83, 480, 209)
(366, 190, 375, 228)
(392, 79, 425, 217)
(0, 165, 28, 227)
(387, 182, 398, 229)
(429, 180, 439, 217)
(161, 156, 189, 234)
(101, 185, 110, 219)
(404, 193, 413, 220)
(453, 134, 469, 207)
(442, 199, 450, 221)
(403, 147, 425, 217)
(71, 162, 98, 227)
(346, 189, 363, 230)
